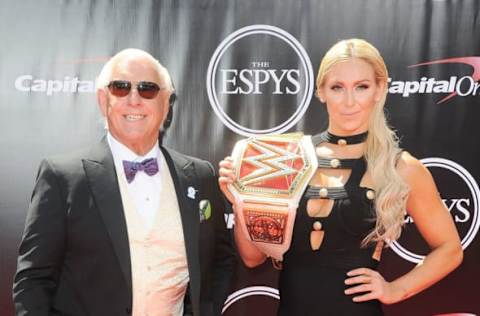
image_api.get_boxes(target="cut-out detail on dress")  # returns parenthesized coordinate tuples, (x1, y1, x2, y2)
(306, 198, 334, 218)
(372, 240, 384, 261)
(310, 230, 325, 250)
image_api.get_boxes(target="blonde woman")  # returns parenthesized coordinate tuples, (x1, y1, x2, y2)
(219, 39, 462, 315)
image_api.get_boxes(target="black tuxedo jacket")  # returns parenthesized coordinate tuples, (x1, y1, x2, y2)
(13, 138, 235, 316)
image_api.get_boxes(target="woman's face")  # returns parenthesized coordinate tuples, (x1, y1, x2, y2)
(317, 57, 385, 135)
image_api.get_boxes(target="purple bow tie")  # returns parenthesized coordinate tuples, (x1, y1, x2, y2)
(122, 158, 159, 183)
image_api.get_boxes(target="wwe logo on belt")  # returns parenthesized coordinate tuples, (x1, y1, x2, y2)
(240, 139, 302, 186)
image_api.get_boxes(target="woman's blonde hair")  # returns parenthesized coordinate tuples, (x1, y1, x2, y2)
(316, 39, 409, 244)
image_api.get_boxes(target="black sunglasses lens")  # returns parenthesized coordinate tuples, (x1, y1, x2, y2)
(108, 81, 131, 97)
(108, 80, 160, 99)
(137, 81, 160, 99)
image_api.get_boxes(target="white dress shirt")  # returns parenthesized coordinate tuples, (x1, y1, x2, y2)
(107, 133, 163, 230)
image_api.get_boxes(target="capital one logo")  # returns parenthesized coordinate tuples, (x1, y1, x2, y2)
(15, 75, 95, 95)
(389, 57, 480, 104)
(390, 158, 480, 263)
(13, 57, 109, 96)
(206, 24, 314, 136)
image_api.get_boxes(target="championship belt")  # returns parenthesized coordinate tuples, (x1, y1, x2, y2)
(228, 133, 317, 261)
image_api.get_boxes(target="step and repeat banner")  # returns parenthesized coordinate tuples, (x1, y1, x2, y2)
(1, 1, 479, 315)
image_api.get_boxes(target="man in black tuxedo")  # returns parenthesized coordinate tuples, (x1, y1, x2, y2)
(13, 49, 234, 316)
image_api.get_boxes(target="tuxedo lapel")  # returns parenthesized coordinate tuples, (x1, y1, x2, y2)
(161, 147, 200, 308)
(82, 138, 132, 293)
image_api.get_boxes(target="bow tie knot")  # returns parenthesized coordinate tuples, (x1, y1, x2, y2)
(123, 158, 159, 183)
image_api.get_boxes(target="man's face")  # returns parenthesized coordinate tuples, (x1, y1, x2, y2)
(98, 55, 170, 154)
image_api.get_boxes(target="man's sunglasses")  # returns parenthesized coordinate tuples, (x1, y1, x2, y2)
(107, 80, 162, 99)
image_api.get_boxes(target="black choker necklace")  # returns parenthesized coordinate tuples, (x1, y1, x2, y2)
(322, 131, 368, 145)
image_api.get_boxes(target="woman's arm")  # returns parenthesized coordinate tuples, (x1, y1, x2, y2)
(218, 157, 267, 268)
(345, 152, 463, 304)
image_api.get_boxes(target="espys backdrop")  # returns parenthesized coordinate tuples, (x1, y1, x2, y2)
(1, 1, 479, 315)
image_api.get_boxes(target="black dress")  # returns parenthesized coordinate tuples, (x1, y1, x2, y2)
(278, 134, 383, 316)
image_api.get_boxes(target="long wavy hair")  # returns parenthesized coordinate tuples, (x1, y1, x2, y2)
(316, 39, 409, 245)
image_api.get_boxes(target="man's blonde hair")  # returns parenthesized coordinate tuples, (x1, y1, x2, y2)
(96, 48, 174, 93)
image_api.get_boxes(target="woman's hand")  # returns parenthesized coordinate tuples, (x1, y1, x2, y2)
(218, 156, 267, 267)
(344, 267, 405, 305)
(218, 156, 236, 204)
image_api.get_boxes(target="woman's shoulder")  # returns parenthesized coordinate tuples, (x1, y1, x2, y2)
(396, 151, 432, 186)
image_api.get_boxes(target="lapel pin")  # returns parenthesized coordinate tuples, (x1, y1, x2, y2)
(199, 200, 212, 222)
(187, 186, 197, 199)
